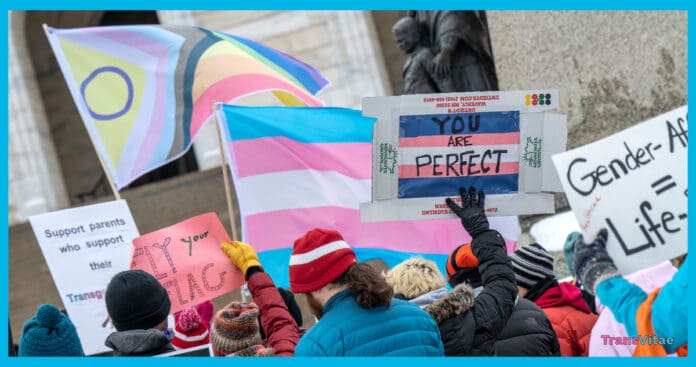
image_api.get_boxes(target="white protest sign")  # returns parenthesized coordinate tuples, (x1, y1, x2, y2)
(361, 90, 567, 222)
(552, 106, 687, 275)
(29, 200, 140, 355)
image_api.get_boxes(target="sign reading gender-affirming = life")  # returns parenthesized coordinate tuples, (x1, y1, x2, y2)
(552, 105, 687, 275)
(29, 200, 140, 356)
(130, 212, 245, 314)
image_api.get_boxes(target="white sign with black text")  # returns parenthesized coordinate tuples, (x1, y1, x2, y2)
(552, 106, 687, 275)
(29, 200, 140, 355)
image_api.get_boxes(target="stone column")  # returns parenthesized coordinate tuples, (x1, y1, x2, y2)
(323, 10, 392, 105)
(8, 12, 69, 224)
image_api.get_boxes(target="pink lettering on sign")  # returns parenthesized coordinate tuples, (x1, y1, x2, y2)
(131, 212, 244, 314)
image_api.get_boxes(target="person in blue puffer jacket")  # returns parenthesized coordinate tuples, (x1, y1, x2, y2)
(288, 228, 444, 356)
(573, 229, 687, 356)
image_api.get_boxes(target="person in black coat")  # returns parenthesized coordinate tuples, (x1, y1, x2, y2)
(421, 187, 517, 356)
(446, 243, 560, 356)
(495, 298, 560, 356)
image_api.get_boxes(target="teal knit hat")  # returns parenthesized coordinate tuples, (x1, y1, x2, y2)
(564, 231, 581, 272)
(19, 304, 84, 356)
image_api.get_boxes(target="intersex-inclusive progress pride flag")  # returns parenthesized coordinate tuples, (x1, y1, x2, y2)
(45, 25, 329, 189)
(216, 104, 520, 287)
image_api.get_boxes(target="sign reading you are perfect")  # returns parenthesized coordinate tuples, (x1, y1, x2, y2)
(552, 106, 687, 275)
(361, 90, 567, 222)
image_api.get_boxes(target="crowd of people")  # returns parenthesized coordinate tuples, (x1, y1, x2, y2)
(11, 187, 687, 357)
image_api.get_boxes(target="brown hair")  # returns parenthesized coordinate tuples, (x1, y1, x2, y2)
(331, 262, 393, 308)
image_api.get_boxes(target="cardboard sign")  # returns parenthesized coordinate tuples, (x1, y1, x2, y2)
(131, 213, 244, 314)
(29, 200, 140, 356)
(552, 106, 687, 274)
(361, 90, 567, 222)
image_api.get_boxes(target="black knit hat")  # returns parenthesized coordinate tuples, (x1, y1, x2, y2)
(105, 270, 171, 331)
(510, 243, 555, 290)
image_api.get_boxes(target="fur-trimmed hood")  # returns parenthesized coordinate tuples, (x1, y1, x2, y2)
(424, 283, 476, 324)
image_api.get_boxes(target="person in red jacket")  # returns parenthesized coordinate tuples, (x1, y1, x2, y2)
(510, 243, 598, 356)
(218, 241, 301, 356)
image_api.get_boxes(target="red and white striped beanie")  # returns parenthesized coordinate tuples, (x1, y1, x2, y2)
(171, 307, 210, 350)
(289, 228, 357, 293)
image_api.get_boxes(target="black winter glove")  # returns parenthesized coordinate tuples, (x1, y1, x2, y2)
(572, 228, 620, 296)
(445, 186, 490, 238)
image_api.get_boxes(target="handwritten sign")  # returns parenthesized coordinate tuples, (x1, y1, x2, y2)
(29, 200, 139, 355)
(552, 106, 687, 274)
(361, 90, 567, 221)
(131, 213, 244, 314)
(397, 111, 520, 198)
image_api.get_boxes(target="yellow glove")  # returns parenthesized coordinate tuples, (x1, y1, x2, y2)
(220, 241, 263, 276)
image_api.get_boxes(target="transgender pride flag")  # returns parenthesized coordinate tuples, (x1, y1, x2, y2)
(216, 104, 521, 287)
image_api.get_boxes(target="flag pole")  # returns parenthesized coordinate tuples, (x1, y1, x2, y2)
(43, 23, 121, 201)
(95, 152, 122, 201)
(214, 106, 240, 241)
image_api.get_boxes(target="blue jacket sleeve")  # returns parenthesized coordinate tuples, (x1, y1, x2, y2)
(294, 333, 327, 356)
(651, 259, 688, 354)
(597, 259, 687, 354)
(596, 276, 646, 337)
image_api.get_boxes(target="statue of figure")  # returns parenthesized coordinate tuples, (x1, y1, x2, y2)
(392, 17, 455, 94)
(396, 11, 499, 93)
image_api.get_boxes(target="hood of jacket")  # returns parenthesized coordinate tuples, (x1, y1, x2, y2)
(105, 329, 174, 356)
(424, 283, 475, 324)
(535, 282, 591, 313)
(410, 287, 449, 308)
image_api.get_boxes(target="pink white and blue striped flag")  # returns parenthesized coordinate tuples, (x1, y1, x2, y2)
(216, 104, 521, 287)
(398, 111, 520, 198)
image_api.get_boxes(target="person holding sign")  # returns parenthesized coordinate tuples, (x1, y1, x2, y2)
(573, 230, 688, 356)
(403, 186, 518, 356)
(384, 249, 555, 356)
(443, 244, 560, 356)
(588, 261, 677, 356)
(104, 270, 175, 356)
(219, 241, 301, 356)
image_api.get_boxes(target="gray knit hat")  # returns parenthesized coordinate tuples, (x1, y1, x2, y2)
(510, 243, 555, 289)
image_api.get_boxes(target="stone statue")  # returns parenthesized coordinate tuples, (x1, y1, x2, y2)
(395, 11, 499, 94)
(393, 17, 455, 94)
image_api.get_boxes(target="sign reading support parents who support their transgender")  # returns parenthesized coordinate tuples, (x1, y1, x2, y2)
(29, 200, 140, 356)
(552, 105, 687, 275)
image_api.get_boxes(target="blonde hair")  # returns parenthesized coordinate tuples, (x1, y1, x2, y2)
(384, 257, 445, 300)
